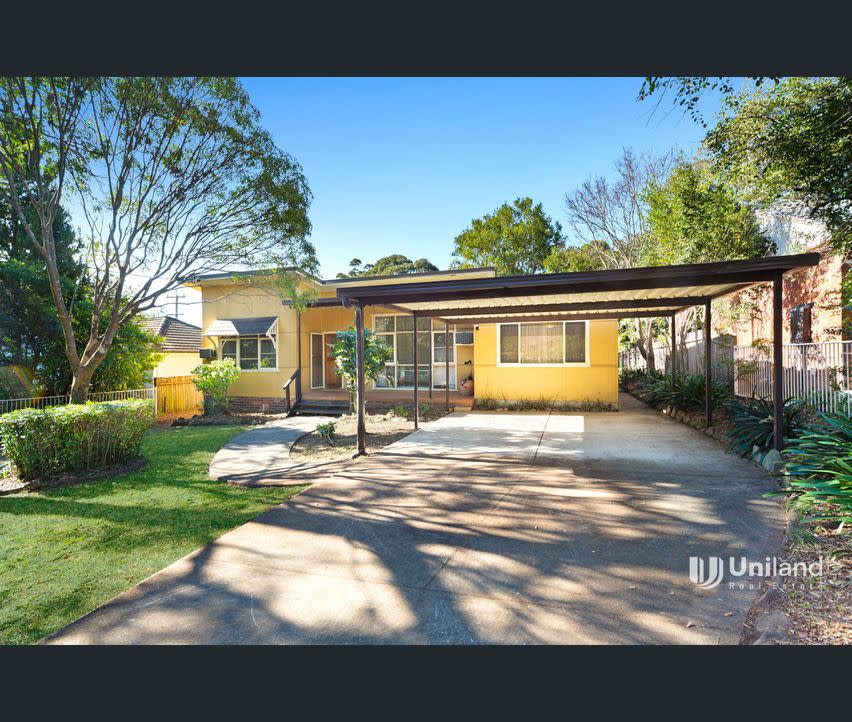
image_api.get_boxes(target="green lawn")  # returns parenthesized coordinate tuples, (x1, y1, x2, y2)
(0, 425, 306, 645)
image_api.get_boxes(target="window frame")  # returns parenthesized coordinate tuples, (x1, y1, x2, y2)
(496, 320, 590, 368)
(220, 334, 279, 372)
(372, 313, 453, 390)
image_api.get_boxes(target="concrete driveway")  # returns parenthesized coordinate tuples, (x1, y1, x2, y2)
(46, 394, 783, 644)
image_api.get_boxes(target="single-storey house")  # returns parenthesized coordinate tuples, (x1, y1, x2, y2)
(183, 268, 619, 413)
(185, 253, 820, 452)
(141, 315, 203, 379)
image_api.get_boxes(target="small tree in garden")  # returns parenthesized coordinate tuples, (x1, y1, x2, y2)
(191, 359, 241, 413)
(330, 329, 393, 411)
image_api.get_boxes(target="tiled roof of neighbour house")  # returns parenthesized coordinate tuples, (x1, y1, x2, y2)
(203, 317, 278, 337)
(140, 316, 202, 352)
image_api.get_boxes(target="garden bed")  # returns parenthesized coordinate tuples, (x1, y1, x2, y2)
(0, 456, 148, 495)
(290, 409, 448, 463)
(170, 410, 287, 427)
(741, 520, 851, 645)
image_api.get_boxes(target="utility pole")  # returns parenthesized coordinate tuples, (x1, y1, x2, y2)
(165, 291, 181, 319)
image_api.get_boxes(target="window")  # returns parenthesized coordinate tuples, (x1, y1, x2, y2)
(220, 335, 278, 371)
(498, 321, 588, 366)
(372, 314, 439, 389)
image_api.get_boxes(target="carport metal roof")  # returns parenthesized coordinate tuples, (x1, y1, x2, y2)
(338, 252, 821, 456)
(336, 252, 821, 324)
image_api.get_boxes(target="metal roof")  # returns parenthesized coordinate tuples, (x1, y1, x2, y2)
(203, 317, 278, 337)
(335, 253, 821, 322)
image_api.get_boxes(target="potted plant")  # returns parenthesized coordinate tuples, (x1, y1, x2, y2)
(459, 376, 474, 396)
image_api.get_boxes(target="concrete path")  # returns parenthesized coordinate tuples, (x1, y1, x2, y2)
(208, 415, 335, 485)
(46, 394, 784, 644)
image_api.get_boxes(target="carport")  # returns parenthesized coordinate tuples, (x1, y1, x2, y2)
(337, 253, 820, 454)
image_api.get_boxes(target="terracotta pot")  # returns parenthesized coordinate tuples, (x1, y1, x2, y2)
(459, 378, 474, 396)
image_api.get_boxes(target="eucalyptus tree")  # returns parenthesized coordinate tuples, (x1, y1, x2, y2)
(0, 77, 315, 401)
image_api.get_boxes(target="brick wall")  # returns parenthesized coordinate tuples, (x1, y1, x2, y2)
(714, 252, 848, 344)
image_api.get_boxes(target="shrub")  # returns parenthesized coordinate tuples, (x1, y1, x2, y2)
(419, 402, 430, 417)
(390, 403, 408, 419)
(0, 399, 155, 481)
(315, 421, 336, 445)
(642, 373, 730, 413)
(191, 358, 240, 411)
(330, 329, 393, 409)
(725, 396, 805, 458)
(781, 412, 852, 523)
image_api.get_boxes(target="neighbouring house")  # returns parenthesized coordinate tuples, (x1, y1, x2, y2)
(141, 315, 203, 379)
(716, 203, 849, 344)
(182, 268, 619, 413)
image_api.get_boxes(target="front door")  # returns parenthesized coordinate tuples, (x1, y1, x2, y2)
(323, 333, 342, 389)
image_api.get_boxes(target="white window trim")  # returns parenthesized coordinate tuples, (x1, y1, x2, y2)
(496, 320, 590, 368)
(221, 334, 279, 372)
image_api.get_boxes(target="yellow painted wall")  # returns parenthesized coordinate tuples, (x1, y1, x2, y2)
(199, 281, 397, 396)
(154, 352, 200, 378)
(472, 320, 618, 404)
(199, 280, 618, 403)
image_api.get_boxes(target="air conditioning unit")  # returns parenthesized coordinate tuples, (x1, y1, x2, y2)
(199, 348, 216, 359)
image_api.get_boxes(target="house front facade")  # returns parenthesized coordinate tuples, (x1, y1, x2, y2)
(184, 268, 619, 413)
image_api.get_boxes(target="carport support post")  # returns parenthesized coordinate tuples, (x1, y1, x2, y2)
(355, 302, 367, 456)
(773, 272, 785, 451)
(445, 320, 450, 411)
(428, 318, 433, 399)
(704, 300, 712, 426)
(670, 313, 676, 385)
(412, 311, 419, 430)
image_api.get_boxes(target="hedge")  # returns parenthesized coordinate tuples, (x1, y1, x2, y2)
(0, 399, 155, 481)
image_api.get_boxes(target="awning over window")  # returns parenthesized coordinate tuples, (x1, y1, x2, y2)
(204, 317, 277, 337)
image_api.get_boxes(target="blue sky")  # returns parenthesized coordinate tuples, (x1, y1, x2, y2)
(241, 77, 724, 279)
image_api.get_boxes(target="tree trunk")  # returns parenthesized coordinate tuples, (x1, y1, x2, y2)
(636, 318, 656, 373)
(645, 323, 656, 373)
(69, 367, 95, 403)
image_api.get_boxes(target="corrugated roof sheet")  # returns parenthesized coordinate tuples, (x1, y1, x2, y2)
(140, 316, 202, 352)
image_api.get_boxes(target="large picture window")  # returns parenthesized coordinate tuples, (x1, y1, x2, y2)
(373, 314, 457, 389)
(221, 336, 277, 371)
(497, 321, 588, 366)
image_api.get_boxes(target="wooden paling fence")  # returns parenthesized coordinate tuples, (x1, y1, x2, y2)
(154, 375, 204, 415)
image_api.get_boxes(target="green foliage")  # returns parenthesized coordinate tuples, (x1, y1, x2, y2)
(419, 402, 430, 417)
(643, 160, 773, 265)
(337, 254, 439, 278)
(638, 77, 776, 126)
(725, 396, 805, 458)
(0, 77, 316, 401)
(782, 413, 852, 523)
(0, 195, 161, 397)
(452, 197, 564, 275)
(191, 359, 241, 411)
(543, 240, 608, 273)
(390, 403, 408, 419)
(0, 399, 154, 481)
(315, 421, 336, 445)
(705, 77, 852, 253)
(641, 373, 730, 413)
(330, 329, 394, 406)
(90, 321, 164, 393)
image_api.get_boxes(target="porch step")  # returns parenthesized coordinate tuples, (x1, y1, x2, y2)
(291, 399, 350, 417)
